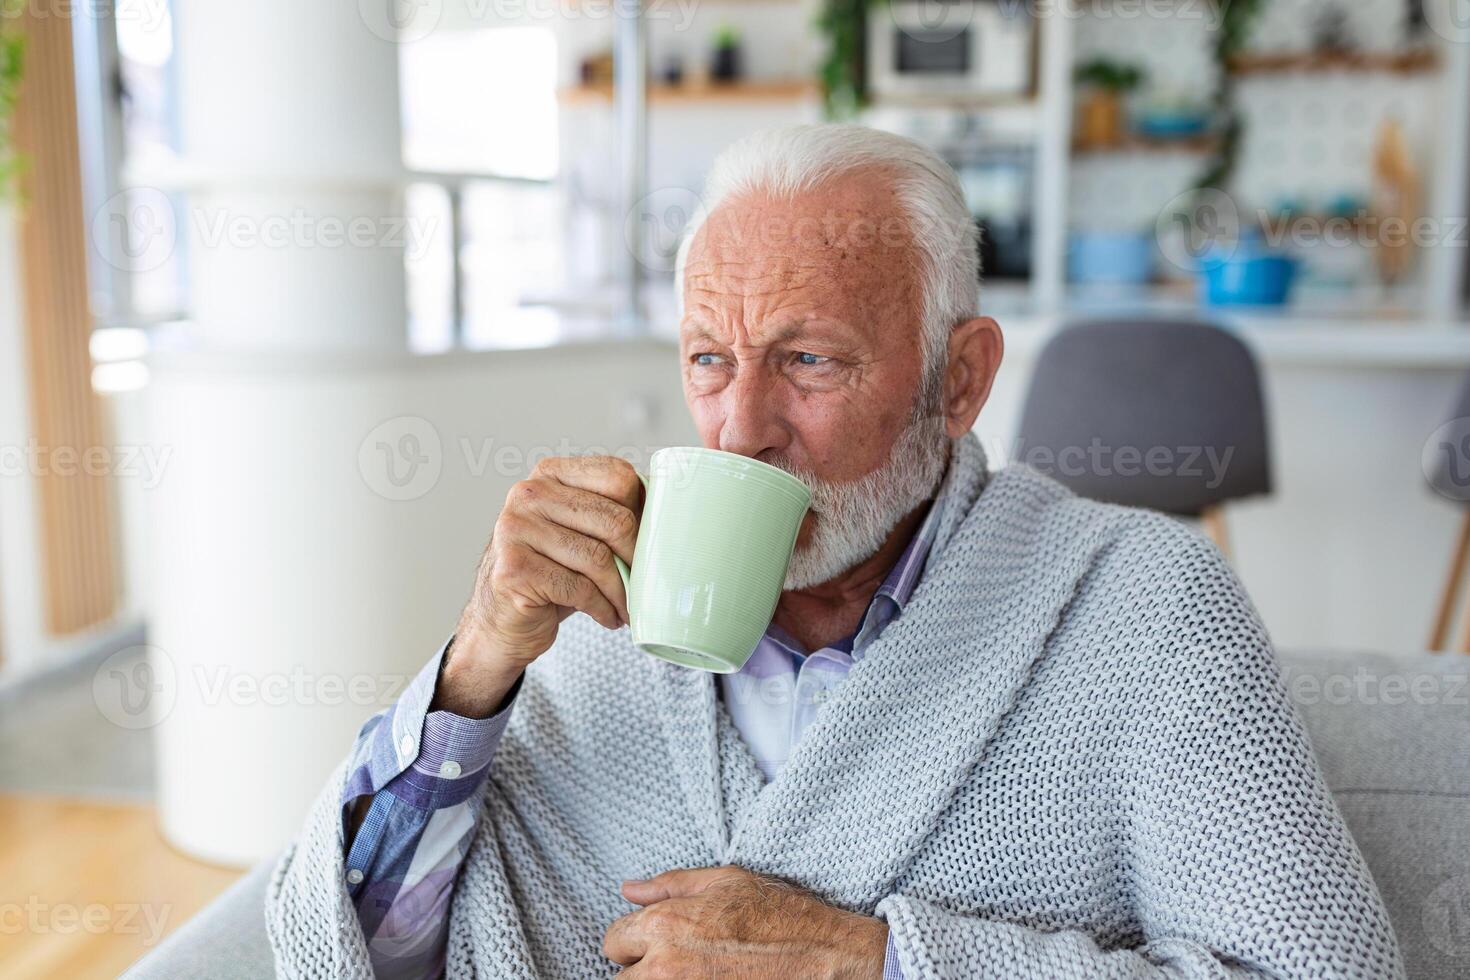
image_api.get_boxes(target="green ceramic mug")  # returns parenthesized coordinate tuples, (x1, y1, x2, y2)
(613, 447, 811, 672)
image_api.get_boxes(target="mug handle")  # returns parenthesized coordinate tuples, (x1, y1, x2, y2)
(613, 470, 649, 595)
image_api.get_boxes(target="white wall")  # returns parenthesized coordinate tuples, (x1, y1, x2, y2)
(0, 204, 46, 680)
(142, 339, 694, 863)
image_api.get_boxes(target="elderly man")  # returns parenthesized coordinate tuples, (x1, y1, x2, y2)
(267, 125, 1401, 979)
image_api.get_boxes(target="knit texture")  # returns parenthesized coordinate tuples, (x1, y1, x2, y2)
(266, 433, 1403, 979)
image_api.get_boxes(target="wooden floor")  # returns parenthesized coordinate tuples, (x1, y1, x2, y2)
(0, 795, 244, 979)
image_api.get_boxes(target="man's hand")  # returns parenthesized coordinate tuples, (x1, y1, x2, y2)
(603, 866, 888, 979)
(435, 455, 643, 718)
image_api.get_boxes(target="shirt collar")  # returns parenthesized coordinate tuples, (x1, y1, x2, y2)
(761, 489, 948, 662)
(873, 491, 945, 612)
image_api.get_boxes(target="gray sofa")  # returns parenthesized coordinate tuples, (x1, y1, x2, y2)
(125, 649, 1470, 980)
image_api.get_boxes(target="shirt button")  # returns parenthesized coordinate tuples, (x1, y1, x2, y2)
(438, 760, 462, 778)
(346, 869, 365, 885)
(813, 689, 828, 704)
(399, 734, 416, 758)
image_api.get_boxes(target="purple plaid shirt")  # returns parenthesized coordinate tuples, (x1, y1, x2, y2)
(340, 498, 942, 979)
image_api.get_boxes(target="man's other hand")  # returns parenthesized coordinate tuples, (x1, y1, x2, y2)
(604, 865, 888, 979)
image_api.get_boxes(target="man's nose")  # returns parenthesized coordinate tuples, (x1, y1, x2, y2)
(716, 368, 788, 459)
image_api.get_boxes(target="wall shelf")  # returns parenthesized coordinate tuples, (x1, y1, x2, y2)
(1073, 133, 1221, 156)
(560, 80, 818, 106)
(1227, 47, 1439, 76)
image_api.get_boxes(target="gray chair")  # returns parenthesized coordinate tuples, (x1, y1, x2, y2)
(1428, 371, 1470, 651)
(128, 649, 1470, 980)
(1016, 319, 1271, 555)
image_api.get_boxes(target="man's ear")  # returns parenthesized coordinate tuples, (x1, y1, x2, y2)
(941, 317, 1004, 438)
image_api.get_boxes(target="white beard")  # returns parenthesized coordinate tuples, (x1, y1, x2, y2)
(770, 411, 952, 592)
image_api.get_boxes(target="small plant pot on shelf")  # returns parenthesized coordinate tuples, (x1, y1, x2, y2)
(1075, 91, 1125, 149)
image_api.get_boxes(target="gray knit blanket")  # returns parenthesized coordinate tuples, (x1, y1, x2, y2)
(266, 433, 1403, 978)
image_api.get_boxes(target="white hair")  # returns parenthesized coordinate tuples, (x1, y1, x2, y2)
(674, 123, 981, 380)
(674, 124, 975, 588)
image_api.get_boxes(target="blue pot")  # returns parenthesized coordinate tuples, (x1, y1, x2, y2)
(1134, 109, 1210, 141)
(1199, 251, 1299, 306)
(1068, 231, 1154, 285)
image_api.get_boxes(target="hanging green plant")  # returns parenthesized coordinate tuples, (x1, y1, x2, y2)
(815, 0, 873, 120)
(0, 0, 25, 202)
(1193, 0, 1267, 193)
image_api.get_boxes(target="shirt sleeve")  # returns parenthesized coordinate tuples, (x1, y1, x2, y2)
(882, 928, 904, 979)
(339, 638, 519, 980)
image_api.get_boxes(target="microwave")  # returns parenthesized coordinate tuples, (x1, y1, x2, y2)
(868, 0, 1035, 100)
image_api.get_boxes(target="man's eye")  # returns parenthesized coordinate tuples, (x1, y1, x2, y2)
(692, 353, 723, 367)
(795, 352, 829, 366)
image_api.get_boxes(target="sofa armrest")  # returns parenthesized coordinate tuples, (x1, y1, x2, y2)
(1280, 648, 1470, 980)
(123, 860, 277, 979)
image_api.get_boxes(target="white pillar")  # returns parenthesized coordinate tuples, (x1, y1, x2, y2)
(148, 0, 422, 863)
(167, 0, 407, 350)
(0, 204, 46, 682)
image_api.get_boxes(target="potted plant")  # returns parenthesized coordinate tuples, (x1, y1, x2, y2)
(0, 1, 23, 201)
(710, 24, 742, 84)
(1073, 59, 1144, 149)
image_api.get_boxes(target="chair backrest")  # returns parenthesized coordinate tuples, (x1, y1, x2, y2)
(1015, 319, 1271, 516)
(1427, 371, 1470, 502)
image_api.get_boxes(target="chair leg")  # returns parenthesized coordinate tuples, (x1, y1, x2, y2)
(1430, 509, 1470, 652)
(1457, 593, 1470, 654)
(1200, 505, 1231, 561)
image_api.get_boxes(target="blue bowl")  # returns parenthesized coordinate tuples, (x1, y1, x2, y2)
(1199, 252, 1299, 306)
(1134, 110, 1210, 141)
(1068, 231, 1154, 285)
